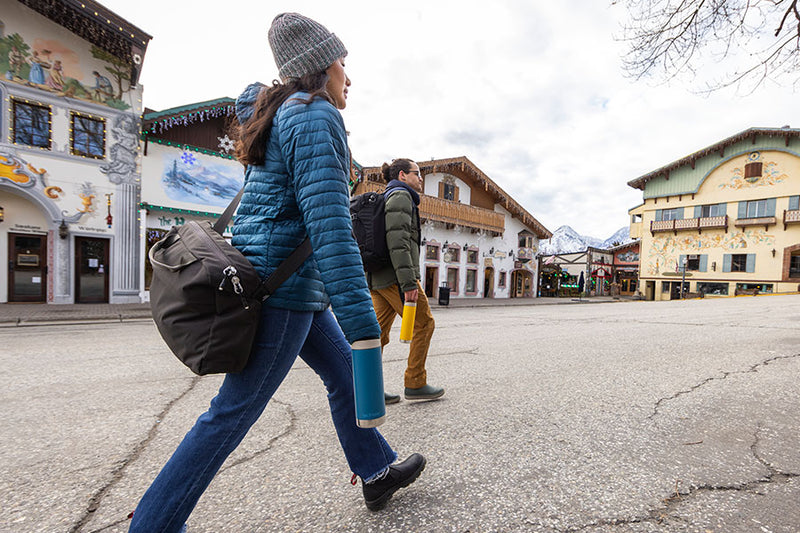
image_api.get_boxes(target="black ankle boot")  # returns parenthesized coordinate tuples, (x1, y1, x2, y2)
(384, 392, 401, 405)
(362, 453, 426, 511)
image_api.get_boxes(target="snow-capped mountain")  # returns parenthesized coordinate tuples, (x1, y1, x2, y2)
(601, 227, 632, 249)
(538, 225, 632, 255)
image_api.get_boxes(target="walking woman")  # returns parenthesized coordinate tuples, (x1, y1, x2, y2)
(129, 13, 425, 532)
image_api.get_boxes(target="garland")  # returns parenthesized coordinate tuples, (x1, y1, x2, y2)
(148, 105, 235, 135)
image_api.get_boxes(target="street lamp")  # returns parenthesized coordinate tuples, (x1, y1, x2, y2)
(680, 257, 688, 299)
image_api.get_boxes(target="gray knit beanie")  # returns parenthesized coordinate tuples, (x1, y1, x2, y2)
(268, 13, 348, 81)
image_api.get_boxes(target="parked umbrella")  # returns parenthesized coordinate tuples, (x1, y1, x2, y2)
(578, 271, 585, 298)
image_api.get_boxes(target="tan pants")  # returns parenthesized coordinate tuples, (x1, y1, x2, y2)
(370, 281, 435, 389)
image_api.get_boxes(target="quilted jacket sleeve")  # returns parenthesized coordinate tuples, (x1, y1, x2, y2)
(384, 191, 418, 293)
(278, 98, 381, 344)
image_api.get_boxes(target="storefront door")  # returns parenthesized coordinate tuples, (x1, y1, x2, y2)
(483, 267, 494, 298)
(8, 233, 47, 302)
(620, 277, 637, 295)
(75, 237, 109, 303)
(668, 281, 690, 300)
(424, 266, 438, 298)
(511, 271, 524, 298)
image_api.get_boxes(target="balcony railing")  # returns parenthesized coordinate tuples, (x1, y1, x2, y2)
(734, 216, 777, 229)
(517, 247, 534, 260)
(784, 209, 800, 230)
(650, 215, 728, 235)
(355, 180, 505, 234)
(420, 196, 505, 233)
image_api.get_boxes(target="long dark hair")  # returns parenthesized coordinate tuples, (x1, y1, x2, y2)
(380, 158, 415, 183)
(233, 72, 332, 166)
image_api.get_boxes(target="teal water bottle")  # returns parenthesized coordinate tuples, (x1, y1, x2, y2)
(351, 338, 386, 427)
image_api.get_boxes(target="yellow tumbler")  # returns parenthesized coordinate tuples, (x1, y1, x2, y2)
(399, 302, 417, 344)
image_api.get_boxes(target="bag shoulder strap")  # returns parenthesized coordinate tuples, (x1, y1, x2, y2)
(255, 237, 313, 301)
(213, 187, 245, 235)
(215, 185, 312, 300)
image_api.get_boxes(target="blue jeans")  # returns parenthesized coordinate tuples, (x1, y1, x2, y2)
(130, 307, 397, 533)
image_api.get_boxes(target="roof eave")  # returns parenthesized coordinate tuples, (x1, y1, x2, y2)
(627, 126, 800, 190)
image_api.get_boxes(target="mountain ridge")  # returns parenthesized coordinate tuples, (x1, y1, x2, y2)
(538, 225, 633, 255)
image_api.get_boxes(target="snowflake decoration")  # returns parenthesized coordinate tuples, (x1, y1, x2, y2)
(217, 134, 235, 154)
(181, 151, 197, 166)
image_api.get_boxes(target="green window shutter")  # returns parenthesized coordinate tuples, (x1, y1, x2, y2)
(738, 202, 747, 219)
(766, 198, 776, 217)
(699, 255, 708, 272)
(746, 254, 756, 273)
(790, 196, 800, 211)
(655, 209, 663, 221)
(723, 254, 732, 272)
(717, 203, 727, 216)
(679, 254, 686, 269)
(676, 207, 684, 220)
(694, 206, 702, 218)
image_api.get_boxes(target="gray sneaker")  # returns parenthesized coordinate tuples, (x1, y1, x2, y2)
(404, 384, 445, 400)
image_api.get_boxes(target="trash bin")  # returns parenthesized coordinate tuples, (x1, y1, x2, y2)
(438, 285, 450, 306)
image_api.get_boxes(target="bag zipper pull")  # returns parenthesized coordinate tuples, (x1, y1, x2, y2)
(219, 266, 237, 291)
(231, 275, 244, 295)
(230, 273, 251, 309)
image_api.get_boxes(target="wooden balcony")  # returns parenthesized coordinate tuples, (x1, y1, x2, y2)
(420, 196, 505, 233)
(699, 215, 728, 231)
(517, 247, 534, 260)
(354, 180, 505, 234)
(650, 215, 728, 235)
(734, 216, 777, 230)
(784, 209, 800, 230)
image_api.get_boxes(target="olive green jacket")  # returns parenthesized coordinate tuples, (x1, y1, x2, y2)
(367, 189, 420, 292)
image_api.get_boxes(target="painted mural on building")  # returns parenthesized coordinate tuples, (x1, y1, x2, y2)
(0, 150, 101, 224)
(645, 229, 776, 275)
(1, 33, 134, 110)
(720, 152, 787, 190)
(161, 152, 244, 207)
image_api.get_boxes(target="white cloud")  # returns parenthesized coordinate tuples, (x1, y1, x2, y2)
(101, 0, 799, 240)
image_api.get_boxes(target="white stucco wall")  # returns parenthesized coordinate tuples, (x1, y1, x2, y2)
(418, 204, 539, 299)
(424, 172, 472, 205)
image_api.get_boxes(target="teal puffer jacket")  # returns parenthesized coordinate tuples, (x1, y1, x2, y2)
(231, 83, 380, 343)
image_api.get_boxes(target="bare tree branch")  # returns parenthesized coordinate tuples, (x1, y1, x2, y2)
(614, 0, 800, 92)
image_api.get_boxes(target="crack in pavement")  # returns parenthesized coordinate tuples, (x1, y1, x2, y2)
(218, 398, 297, 473)
(70, 376, 202, 533)
(563, 426, 799, 532)
(648, 353, 800, 421)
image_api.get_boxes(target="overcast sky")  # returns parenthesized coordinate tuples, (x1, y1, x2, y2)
(99, 0, 798, 239)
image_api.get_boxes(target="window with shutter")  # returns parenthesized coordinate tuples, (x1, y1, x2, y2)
(745, 254, 756, 273)
(744, 162, 763, 179)
(743, 199, 772, 218)
(730, 254, 748, 272)
(722, 254, 732, 272)
(661, 208, 682, 221)
(443, 183, 456, 201)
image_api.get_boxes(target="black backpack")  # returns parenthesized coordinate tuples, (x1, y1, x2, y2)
(350, 191, 391, 272)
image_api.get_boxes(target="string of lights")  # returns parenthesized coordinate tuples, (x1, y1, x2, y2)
(146, 105, 235, 135)
(144, 137, 236, 160)
(139, 202, 223, 218)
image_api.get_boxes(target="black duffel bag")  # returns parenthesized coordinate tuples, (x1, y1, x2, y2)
(148, 188, 311, 375)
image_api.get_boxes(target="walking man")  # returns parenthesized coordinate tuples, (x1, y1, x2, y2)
(369, 158, 444, 403)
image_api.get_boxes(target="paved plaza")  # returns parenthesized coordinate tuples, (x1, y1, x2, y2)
(1, 295, 798, 532)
